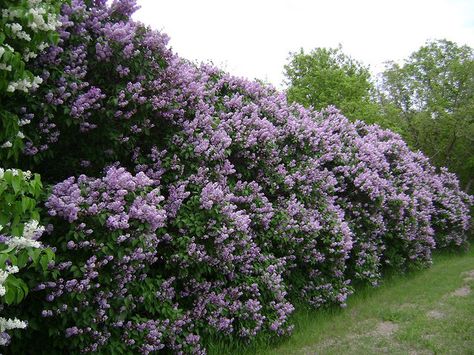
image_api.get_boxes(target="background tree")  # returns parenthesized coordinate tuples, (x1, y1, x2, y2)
(284, 40, 474, 193)
(379, 39, 474, 192)
(284, 46, 380, 122)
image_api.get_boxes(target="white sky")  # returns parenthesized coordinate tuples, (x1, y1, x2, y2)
(133, 0, 474, 88)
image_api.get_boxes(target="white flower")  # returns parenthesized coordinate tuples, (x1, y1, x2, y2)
(23, 50, 37, 61)
(0, 317, 27, 332)
(19, 31, 32, 41)
(0, 168, 4, 179)
(0, 265, 19, 297)
(6, 265, 18, 274)
(7, 75, 43, 93)
(5, 23, 30, 41)
(23, 220, 45, 240)
(31, 75, 43, 89)
(0, 63, 12, 71)
(17, 131, 25, 139)
(7, 22, 22, 33)
(1, 141, 12, 148)
(2, 9, 21, 20)
(19, 118, 31, 126)
(7, 237, 42, 249)
(0, 46, 5, 59)
(27, 7, 60, 32)
(37, 41, 49, 51)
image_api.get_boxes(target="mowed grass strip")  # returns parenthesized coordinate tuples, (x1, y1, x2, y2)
(208, 247, 474, 355)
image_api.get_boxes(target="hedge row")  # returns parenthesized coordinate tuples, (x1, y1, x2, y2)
(1, 1, 471, 353)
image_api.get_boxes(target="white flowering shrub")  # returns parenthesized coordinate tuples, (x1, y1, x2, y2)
(0, 0, 62, 161)
(0, 315, 27, 346)
(0, 168, 54, 347)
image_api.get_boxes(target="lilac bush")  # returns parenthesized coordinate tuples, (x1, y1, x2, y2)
(2, 0, 471, 353)
(34, 166, 293, 353)
(430, 168, 472, 248)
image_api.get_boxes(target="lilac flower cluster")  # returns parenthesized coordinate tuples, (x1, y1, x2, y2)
(4, 0, 471, 353)
(38, 165, 294, 353)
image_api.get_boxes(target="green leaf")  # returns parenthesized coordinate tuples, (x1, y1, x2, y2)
(40, 254, 50, 271)
(11, 176, 21, 194)
(21, 196, 32, 213)
(28, 248, 42, 264)
(4, 285, 17, 304)
(44, 247, 55, 262)
(16, 250, 29, 268)
(0, 253, 10, 266)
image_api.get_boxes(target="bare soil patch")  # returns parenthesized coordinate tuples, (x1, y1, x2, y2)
(426, 310, 444, 319)
(461, 270, 474, 283)
(451, 286, 471, 297)
(373, 321, 399, 337)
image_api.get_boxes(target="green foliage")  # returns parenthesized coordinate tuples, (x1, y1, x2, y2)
(0, 169, 54, 325)
(0, 169, 42, 236)
(379, 39, 474, 192)
(284, 46, 380, 122)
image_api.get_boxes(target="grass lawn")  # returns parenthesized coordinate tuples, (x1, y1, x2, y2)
(208, 247, 474, 355)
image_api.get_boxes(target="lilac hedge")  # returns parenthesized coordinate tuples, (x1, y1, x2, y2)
(1, 0, 471, 353)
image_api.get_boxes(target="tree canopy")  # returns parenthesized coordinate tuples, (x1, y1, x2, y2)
(379, 39, 474, 191)
(284, 46, 380, 122)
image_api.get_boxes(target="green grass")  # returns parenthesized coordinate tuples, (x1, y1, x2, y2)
(208, 248, 474, 355)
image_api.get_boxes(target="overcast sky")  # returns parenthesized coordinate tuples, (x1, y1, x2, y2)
(133, 0, 474, 88)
